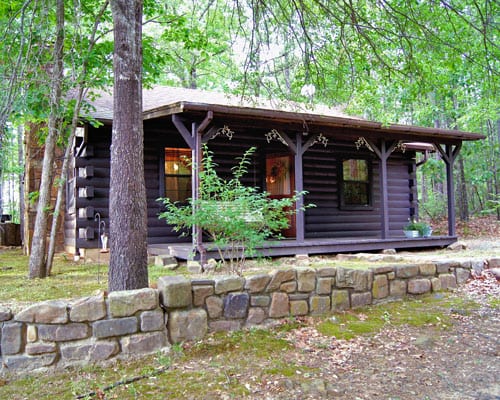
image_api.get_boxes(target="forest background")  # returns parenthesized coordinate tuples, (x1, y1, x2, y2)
(0, 0, 498, 280)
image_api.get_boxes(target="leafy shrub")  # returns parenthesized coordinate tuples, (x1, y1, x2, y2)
(159, 146, 312, 275)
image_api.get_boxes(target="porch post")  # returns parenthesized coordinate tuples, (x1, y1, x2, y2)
(435, 143, 462, 237)
(295, 132, 305, 243)
(191, 122, 202, 262)
(377, 141, 389, 239)
(366, 139, 397, 239)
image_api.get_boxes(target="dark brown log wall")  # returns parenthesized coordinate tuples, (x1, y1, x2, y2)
(69, 120, 417, 250)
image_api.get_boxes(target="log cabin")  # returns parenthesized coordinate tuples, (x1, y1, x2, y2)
(64, 86, 484, 260)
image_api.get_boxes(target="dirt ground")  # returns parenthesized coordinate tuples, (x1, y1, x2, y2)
(264, 274, 500, 400)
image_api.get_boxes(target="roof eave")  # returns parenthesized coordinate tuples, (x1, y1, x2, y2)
(140, 101, 485, 142)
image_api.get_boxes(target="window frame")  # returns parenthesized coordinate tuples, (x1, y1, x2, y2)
(161, 147, 192, 203)
(339, 157, 373, 210)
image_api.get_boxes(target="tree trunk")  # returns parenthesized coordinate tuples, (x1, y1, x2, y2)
(28, 0, 65, 279)
(108, 0, 148, 291)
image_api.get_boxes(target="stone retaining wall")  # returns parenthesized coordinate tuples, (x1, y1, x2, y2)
(0, 258, 491, 374)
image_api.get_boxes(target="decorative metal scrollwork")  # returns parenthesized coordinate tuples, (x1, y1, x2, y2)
(211, 125, 234, 140)
(395, 141, 407, 153)
(355, 136, 374, 152)
(265, 129, 288, 146)
(311, 133, 328, 148)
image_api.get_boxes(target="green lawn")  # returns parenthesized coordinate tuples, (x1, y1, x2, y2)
(0, 249, 177, 306)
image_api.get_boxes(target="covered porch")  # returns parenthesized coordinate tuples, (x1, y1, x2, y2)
(148, 235, 457, 260)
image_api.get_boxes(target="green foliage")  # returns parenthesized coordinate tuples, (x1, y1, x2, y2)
(403, 218, 432, 237)
(159, 146, 312, 274)
(419, 192, 448, 221)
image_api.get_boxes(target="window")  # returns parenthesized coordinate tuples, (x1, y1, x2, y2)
(341, 158, 371, 208)
(164, 147, 191, 202)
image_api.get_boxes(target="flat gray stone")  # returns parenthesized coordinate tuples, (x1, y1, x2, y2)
(310, 296, 330, 314)
(247, 307, 266, 324)
(93, 317, 138, 339)
(390, 279, 407, 297)
(1, 322, 24, 355)
(280, 281, 297, 293)
(169, 309, 207, 343)
(317, 267, 336, 278)
(15, 300, 68, 324)
(4, 354, 57, 371)
(431, 277, 442, 292)
(331, 290, 350, 311)
(38, 323, 90, 342)
(245, 274, 271, 294)
(158, 276, 192, 308)
(371, 266, 394, 274)
(316, 278, 333, 295)
(155, 255, 178, 268)
(70, 292, 107, 322)
(439, 274, 457, 290)
(109, 288, 158, 318)
(192, 285, 214, 307)
(140, 310, 165, 332)
(214, 276, 244, 294)
(187, 261, 202, 274)
(419, 263, 437, 276)
(436, 261, 459, 274)
(290, 300, 309, 316)
(209, 320, 241, 332)
(205, 296, 223, 319)
(297, 268, 316, 292)
(351, 292, 372, 308)
(121, 331, 167, 354)
(488, 257, 500, 268)
(224, 293, 249, 319)
(455, 268, 470, 284)
(0, 307, 12, 322)
(395, 265, 419, 279)
(408, 279, 431, 294)
(336, 268, 373, 291)
(250, 295, 271, 307)
(25, 342, 57, 355)
(269, 292, 289, 318)
(372, 275, 389, 299)
(266, 269, 296, 292)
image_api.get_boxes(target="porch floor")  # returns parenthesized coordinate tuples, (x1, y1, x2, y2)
(148, 235, 457, 260)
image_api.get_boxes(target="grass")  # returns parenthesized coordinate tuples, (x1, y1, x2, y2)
(316, 295, 466, 340)
(0, 248, 179, 306)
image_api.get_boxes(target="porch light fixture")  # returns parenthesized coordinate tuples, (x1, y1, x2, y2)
(266, 129, 289, 146)
(210, 125, 234, 140)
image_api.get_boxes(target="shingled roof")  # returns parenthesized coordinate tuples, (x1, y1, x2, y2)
(86, 86, 355, 122)
(84, 86, 484, 142)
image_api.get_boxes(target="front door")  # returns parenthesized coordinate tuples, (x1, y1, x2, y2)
(265, 154, 296, 237)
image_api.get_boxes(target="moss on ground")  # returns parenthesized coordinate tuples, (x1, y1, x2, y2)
(316, 295, 471, 340)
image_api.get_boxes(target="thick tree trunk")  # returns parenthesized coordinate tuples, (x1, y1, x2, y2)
(108, 0, 148, 291)
(28, 0, 65, 279)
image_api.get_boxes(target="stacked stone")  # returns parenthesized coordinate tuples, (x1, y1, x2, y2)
(0, 288, 167, 372)
(0, 257, 483, 374)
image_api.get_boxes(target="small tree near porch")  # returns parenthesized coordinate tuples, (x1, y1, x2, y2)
(159, 146, 311, 275)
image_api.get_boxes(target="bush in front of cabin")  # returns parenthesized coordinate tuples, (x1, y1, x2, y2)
(159, 145, 311, 275)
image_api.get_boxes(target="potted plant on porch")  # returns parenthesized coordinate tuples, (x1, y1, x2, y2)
(403, 218, 432, 238)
